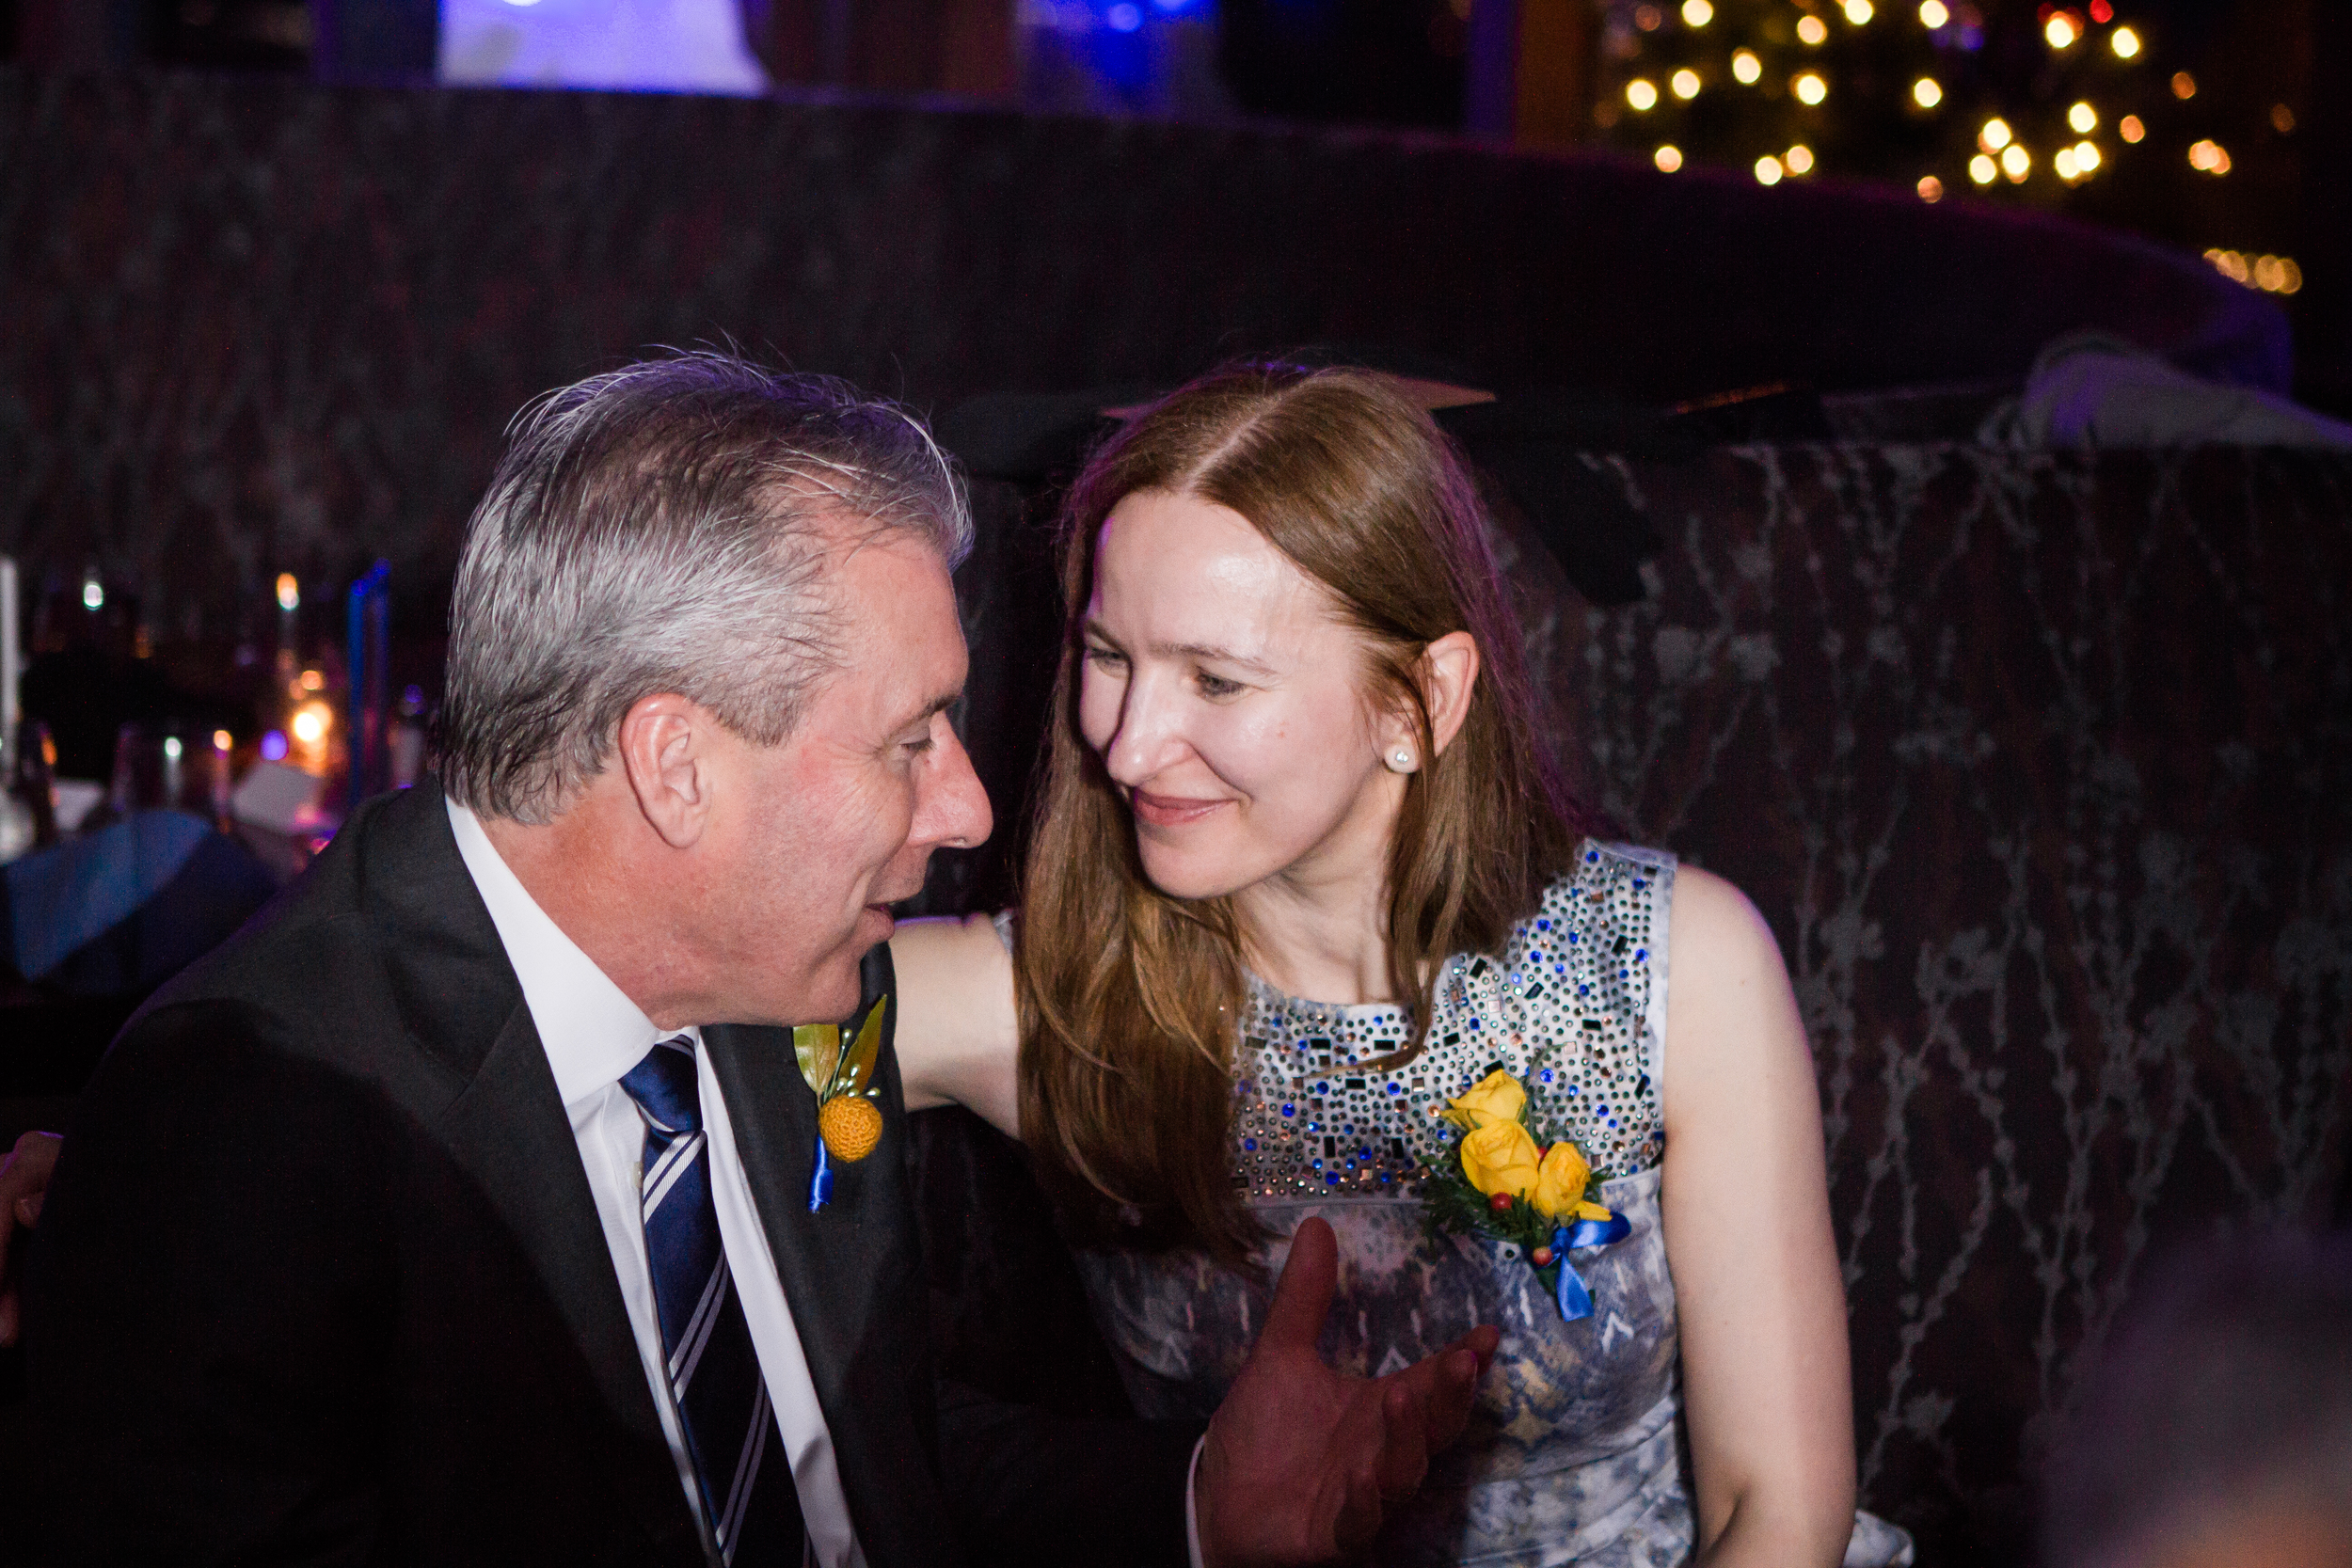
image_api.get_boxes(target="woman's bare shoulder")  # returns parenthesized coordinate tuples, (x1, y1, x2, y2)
(1661, 863, 1811, 1119)
(888, 912, 1022, 1136)
(1665, 863, 1783, 978)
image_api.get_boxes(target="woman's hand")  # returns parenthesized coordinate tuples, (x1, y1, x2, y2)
(1660, 868, 1858, 1568)
(890, 913, 1023, 1139)
(0, 1129, 62, 1347)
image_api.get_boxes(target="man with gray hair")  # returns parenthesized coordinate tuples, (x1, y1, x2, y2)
(20, 354, 1492, 1566)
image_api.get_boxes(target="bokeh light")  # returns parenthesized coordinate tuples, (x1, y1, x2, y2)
(1672, 68, 1702, 99)
(1785, 144, 1815, 174)
(1755, 155, 1785, 184)
(1796, 14, 1828, 44)
(2000, 142, 2030, 181)
(2171, 71, 2196, 100)
(2068, 102, 2096, 135)
(2188, 138, 2231, 174)
(1969, 154, 1996, 184)
(2119, 115, 2145, 143)
(2110, 25, 2139, 58)
(1843, 0, 1873, 24)
(1794, 72, 1827, 105)
(1627, 78, 1660, 110)
(2044, 12, 2077, 49)
(1655, 144, 1684, 171)
(1913, 77, 1942, 108)
(1979, 117, 2011, 151)
(1731, 49, 1761, 84)
(1681, 0, 1713, 25)
(1916, 175, 1944, 202)
(1918, 0, 1948, 25)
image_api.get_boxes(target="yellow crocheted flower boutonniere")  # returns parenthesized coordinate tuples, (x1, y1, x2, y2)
(794, 997, 887, 1211)
(1425, 1069, 1631, 1320)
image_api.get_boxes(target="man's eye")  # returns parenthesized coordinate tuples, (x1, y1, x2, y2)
(1197, 672, 1243, 698)
(1083, 646, 1127, 672)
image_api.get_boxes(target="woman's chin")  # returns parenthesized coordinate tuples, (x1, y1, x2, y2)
(1136, 847, 1256, 905)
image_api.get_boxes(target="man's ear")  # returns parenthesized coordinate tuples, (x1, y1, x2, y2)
(1421, 631, 1481, 759)
(616, 694, 716, 849)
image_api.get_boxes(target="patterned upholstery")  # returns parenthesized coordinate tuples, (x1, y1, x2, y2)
(1531, 443, 2352, 1552)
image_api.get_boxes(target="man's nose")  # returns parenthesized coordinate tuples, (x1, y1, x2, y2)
(913, 724, 993, 851)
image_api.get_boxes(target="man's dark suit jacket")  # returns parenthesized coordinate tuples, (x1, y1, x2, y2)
(22, 783, 1197, 1565)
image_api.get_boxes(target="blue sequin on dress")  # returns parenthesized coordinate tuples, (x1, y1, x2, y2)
(1069, 842, 1915, 1567)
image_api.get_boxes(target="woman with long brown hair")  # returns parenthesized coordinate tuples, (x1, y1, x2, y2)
(894, 363, 1910, 1566)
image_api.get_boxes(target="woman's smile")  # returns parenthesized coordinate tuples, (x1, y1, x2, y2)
(1128, 787, 1235, 828)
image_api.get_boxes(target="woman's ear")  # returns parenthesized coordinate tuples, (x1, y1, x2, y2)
(1421, 631, 1481, 759)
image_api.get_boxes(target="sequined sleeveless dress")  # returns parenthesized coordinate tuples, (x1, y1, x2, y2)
(1068, 842, 1914, 1567)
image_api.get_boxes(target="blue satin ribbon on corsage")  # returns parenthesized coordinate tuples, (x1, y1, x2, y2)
(807, 1140, 834, 1212)
(1549, 1212, 1633, 1321)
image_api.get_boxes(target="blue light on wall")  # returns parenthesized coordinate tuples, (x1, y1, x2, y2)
(1019, 0, 1234, 118)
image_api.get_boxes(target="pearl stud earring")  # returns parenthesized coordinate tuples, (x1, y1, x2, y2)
(1388, 747, 1418, 773)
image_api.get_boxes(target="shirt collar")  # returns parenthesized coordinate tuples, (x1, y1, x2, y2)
(446, 796, 693, 1108)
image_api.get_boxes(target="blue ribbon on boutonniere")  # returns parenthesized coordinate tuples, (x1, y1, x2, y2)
(1549, 1212, 1633, 1321)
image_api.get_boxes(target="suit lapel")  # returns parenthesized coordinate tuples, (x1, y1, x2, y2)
(706, 949, 962, 1568)
(363, 786, 704, 1564)
(435, 1003, 704, 1562)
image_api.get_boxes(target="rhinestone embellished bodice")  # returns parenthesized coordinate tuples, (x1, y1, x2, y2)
(1231, 841, 1673, 1204)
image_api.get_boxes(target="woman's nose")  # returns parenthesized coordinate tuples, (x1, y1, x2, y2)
(1103, 672, 1186, 785)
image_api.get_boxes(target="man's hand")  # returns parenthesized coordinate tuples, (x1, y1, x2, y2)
(0, 1129, 62, 1347)
(1195, 1216, 1500, 1566)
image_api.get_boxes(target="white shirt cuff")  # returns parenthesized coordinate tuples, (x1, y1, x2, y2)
(1184, 1434, 1207, 1568)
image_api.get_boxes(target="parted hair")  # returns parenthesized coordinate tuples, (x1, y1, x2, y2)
(440, 352, 972, 823)
(1015, 363, 1601, 1267)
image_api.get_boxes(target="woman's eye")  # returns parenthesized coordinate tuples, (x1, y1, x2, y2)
(1083, 646, 1127, 672)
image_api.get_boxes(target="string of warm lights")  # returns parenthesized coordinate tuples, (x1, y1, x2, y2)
(1591, 1, 2303, 307)
(2204, 249, 2302, 296)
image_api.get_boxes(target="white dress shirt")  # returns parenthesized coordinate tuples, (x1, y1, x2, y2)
(447, 800, 862, 1567)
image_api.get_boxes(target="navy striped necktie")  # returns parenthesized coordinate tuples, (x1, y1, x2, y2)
(619, 1037, 806, 1564)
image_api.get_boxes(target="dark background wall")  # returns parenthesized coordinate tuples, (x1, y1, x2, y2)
(0, 66, 2283, 686)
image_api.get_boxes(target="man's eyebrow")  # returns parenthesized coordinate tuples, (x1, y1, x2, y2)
(1083, 619, 1278, 675)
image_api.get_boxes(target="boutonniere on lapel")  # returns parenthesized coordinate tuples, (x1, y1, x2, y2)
(792, 998, 887, 1212)
(1422, 1069, 1631, 1321)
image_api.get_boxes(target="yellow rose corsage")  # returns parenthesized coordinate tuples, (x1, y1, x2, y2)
(1424, 1069, 1631, 1320)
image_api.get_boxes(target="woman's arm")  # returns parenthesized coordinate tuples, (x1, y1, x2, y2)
(889, 914, 1023, 1140)
(1660, 866, 1857, 1568)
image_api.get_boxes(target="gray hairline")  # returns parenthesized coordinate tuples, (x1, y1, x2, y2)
(442, 381, 972, 824)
